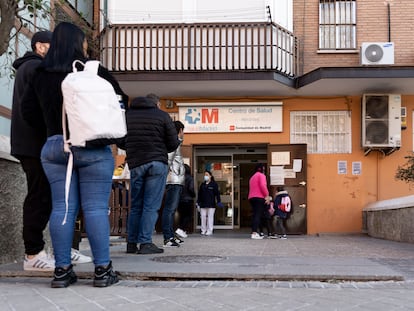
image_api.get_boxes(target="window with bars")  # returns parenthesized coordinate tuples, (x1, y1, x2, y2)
(319, 0, 356, 50)
(290, 111, 352, 154)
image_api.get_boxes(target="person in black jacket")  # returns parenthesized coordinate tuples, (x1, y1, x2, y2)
(124, 95, 180, 255)
(176, 164, 196, 237)
(12, 30, 92, 273)
(21, 22, 126, 288)
(196, 170, 223, 235)
(10, 31, 55, 272)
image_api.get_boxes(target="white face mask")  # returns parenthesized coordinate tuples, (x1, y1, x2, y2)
(204, 175, 210, 182)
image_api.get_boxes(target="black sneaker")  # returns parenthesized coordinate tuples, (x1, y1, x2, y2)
(51, 264, 77, 288)
(126, 242, 138, 254)
(174, 234, 184, 244)
(93, 261, 119, 287)
(163, 238, 180, 248)
(137, 243, 164, 254)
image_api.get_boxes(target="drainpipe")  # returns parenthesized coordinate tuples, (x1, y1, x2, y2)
(387, 3, 391, 42)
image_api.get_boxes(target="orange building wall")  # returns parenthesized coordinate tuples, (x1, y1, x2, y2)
(180, 95, 414, 234)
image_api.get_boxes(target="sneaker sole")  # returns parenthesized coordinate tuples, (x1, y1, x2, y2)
(176, 233, 188, 238)
(71, 258, 92, 264)
(137, 249, 164, 254)
(24, 266, 55, 272)
(93, 276, 119, 288)
(51, 276, 77, 288)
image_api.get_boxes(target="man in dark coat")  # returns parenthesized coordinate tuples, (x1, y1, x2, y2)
(10, 31, 55, 271)
(125, 95, 180, 254)
(11, 31, 92, 270)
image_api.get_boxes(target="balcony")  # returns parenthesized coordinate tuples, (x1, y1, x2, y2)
(100, 21, 299, 77)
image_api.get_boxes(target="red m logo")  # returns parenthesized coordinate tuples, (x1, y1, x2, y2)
(201, 108, 218, 123)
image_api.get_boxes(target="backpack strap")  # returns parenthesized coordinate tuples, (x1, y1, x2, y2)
(60, 60, 86, 225)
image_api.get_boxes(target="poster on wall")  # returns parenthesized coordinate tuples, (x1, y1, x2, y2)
(177, 102, 282, 133)
(270, 166, 284, 185)
(271, 151, 290, 165)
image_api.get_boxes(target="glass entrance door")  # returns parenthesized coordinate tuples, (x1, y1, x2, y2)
(194, 146, 267, 230)
(195, 155, 234, 229)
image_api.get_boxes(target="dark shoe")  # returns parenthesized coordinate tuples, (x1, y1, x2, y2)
(137, 243, 164, 254)
(126, 242, 138, 254)
(163, 238, 180, 248)
(51, 264, 77, 288)
(174, 234, 184, 244)
(93, 261, 119, 287)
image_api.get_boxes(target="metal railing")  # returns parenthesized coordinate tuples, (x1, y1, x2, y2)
(100, 21, 299, 77)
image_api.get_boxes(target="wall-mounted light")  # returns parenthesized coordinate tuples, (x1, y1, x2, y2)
(166, 100, 174, 109)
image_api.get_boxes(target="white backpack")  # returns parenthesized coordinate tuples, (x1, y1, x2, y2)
(60, 60, 126, 224)
(61, 60, 126, 149)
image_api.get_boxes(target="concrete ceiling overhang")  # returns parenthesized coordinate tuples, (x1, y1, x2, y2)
(112, 66, 414, 99)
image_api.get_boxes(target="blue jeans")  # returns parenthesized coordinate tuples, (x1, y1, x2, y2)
(127, 161, 168, 244)
(162, 184, 183, 240)
(41, 135, 114, 267)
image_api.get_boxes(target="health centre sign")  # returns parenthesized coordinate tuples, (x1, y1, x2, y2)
(177, 102, 283, 133)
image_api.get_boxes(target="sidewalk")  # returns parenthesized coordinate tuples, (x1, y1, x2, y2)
(1, 232, 413, 282)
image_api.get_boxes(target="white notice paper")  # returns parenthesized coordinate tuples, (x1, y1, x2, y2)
(270, 166, 285, 185)
(293, 159, 302, 172)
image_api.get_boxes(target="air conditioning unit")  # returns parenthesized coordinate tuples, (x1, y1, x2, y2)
(360, 42, 394, 65)
(362, 94, 401, 148)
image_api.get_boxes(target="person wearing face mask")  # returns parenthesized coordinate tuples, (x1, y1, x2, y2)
(196, 170, 223, 235)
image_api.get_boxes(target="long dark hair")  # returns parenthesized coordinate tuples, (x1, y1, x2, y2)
(205, 170, 215, 182)
(42, 22, 87, 72)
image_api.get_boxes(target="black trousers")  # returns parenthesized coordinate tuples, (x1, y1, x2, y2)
(18, 156, 52, 255)
(275, 216, 287, 235)
(249, 197, 266, 233)
(177, 200, 194, 232)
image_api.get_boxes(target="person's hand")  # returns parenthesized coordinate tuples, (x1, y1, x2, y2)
(265, 195, 272, 204)
(196, 203, 201, 213)
(217, 202, 224, 208)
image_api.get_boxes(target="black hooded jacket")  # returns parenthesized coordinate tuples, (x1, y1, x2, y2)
(10, 52, 46, 158)
(125, 96, 180, 170)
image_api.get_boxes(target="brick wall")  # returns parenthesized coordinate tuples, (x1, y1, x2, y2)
(294, 0, 414, 74)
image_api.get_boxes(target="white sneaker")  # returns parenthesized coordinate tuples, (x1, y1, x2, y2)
(175, 228, 188, 238)
(24, 250, 55, 271)
(251, 233, 264, 240)
(71, 248, 92, 264)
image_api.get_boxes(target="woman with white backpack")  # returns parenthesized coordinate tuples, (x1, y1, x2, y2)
(21, 22, 128, 288)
